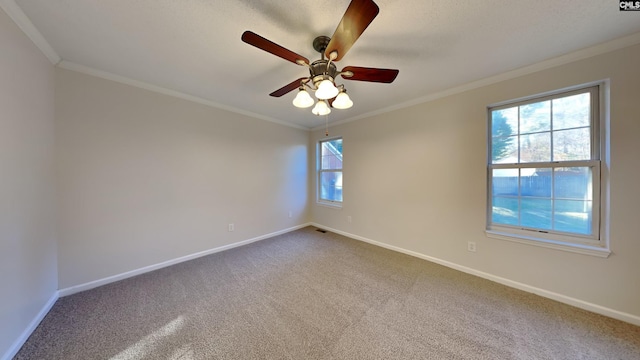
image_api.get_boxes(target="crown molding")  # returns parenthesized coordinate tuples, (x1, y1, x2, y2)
(57, 61, 309, 131)
(2, 0, 307, 130)
(0, 0, 61, 64)
(313, 31, 640, 131)
(5, 0, 638, 133)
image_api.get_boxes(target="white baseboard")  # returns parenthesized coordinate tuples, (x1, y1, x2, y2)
(2, 291, 59, 360)
(59, 223, 312, 297)
(310, 223, 640, 327)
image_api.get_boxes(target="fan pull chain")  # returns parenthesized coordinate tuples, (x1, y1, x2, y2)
(325, 114, 329, 136)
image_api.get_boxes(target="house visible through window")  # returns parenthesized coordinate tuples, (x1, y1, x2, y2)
(487, 85, 606, 251)
(318, 138, 343, 205)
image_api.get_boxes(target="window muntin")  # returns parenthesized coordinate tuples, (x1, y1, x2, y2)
(488, 86, 601, 244)
(318, 138, 343, 204)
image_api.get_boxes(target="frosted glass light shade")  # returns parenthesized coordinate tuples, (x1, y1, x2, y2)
(292, 89, 314, 108)
(332, 92, 353, 109)
(312, 100, 331, 116)
(315, 79, 339, 100)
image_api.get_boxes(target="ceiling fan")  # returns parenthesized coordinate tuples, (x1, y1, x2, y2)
(241, 0, 399, 116)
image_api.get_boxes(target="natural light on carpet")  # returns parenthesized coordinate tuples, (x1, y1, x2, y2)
(109, 316, 188, 360)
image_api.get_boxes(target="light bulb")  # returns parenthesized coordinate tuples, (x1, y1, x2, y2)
(332, 91, 353, 109)
(312, 100, 331, 116)
(292, 89, 314, 108)
(315, 79, 339, 100)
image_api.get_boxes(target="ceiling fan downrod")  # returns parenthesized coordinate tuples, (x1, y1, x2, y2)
(312, 36, 331, 58)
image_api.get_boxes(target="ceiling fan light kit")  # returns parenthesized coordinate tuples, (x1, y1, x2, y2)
(312, 100, 332, 116)
(315, 77, 340, 100)
(292, 88, 315, 108)
(332, 91, 353, 110)
(241, 0, 399, 117)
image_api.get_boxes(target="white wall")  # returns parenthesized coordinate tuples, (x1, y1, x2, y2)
(0, 7, 57, 359)
(55, 68, 309, 289)
(311, 43, 640, 321)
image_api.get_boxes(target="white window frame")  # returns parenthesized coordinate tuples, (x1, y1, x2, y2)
(486, 83, 610, 257)
(317, 137, 343, 208)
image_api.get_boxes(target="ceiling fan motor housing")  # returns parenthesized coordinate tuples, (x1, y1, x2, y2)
(310, 60, 339, 87)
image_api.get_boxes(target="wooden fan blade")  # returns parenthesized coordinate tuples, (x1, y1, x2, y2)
(341, 66, 399, 83)
(242, 31, 309, 65)
(325, 0, 379, 61)
(270, 78, 308, 97)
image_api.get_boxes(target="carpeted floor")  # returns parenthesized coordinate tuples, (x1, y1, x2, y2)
(14, 226, 640, 359)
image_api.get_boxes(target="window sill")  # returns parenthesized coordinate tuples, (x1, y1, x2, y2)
(316, 201, 342, 209)
(485, 230, 611, 258)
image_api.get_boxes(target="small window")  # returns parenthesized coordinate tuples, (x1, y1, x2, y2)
(318, 137, 343, 205)
(487, 85, 607, 253)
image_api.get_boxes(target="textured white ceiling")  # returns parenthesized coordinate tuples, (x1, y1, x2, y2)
(6, 0, 640, 129)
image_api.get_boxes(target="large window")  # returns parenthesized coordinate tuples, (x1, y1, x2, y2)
(487, 85, 607, 254)
(318, 137, 343, 205)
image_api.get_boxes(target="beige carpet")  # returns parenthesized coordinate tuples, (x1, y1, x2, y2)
(14, 227, 640, 359)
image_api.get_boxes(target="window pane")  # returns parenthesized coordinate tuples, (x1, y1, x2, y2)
(553, 93, 590, 130)
(492, 169, 518, 196)
(521, 171, 551, 198)
(320, 171, 342, 202)
(492, 108, 517, 137)
(326, 138, 342, 152)
(492, 135, 517, 164)
(491, 107, 517, 164)
(321, 139, 343, 170)
(520, 132, 550, 162)
(554, 167, 592, 200)
(521, 198, 552, 230)
(492, 197, 519, 226)
(554, 200, 592, 235)
(520, 101, 550, 134)
(553, 128, 590, 161)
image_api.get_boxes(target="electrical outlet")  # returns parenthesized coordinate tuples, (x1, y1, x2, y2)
(347, 216, 352, 223)
(228, 223, 234, 232)
(288, 211, 292, 218)
(467, 241, 476, 252)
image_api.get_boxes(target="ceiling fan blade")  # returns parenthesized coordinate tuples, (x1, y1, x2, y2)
(269, 78, 308, 97)
(242, 31, 309, 65)
(341, 66, 399, 83)
(325, 0, 379, 61)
